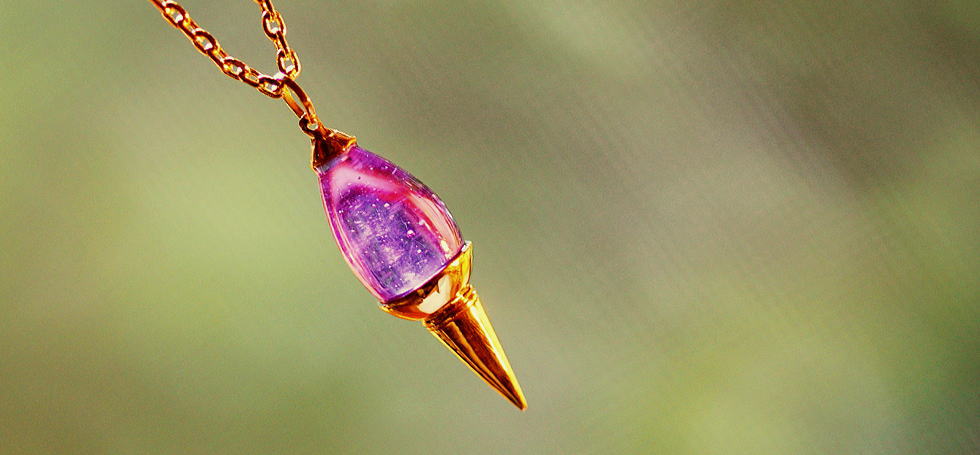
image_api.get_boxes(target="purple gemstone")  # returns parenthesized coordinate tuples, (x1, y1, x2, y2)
(316, 145, 463, 302)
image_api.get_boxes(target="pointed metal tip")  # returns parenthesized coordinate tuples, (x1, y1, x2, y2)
(506, 386, 529, 411)
(488, 359, 527, 411)
(424, 286, 526, 411)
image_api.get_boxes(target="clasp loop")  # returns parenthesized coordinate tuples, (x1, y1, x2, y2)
(280, 77, 321, 134)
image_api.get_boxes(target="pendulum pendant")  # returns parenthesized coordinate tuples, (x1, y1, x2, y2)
(148, 0, 525, 410)
(312, 135, 527, 410)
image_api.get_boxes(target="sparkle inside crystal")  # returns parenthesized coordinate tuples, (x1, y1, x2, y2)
(317, 145, 463, 302)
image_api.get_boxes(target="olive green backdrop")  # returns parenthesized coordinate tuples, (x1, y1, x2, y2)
(1, 1, 977, 454)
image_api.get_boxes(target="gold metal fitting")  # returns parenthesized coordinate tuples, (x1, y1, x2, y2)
(381, 242, 527, 410)
(310, 129, 356, 171)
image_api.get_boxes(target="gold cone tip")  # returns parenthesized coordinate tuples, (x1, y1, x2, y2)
(379, 243, 526, 410)
(424, 286, 527, 410)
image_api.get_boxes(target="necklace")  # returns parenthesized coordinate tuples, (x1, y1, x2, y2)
(148, 0, 525, 410)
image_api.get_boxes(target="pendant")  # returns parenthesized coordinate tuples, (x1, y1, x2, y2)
(311, 135, 527, 410)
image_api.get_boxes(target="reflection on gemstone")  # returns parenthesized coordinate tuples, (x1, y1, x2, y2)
(317, 145, 463, 302)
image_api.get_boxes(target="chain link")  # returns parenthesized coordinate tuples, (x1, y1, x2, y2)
(148, 0, 300, 98)
(149, 0, 355, 148)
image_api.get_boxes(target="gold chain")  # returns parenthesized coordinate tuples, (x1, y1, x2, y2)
(148, 0, 299, 98)
(148, 0, 354, 147)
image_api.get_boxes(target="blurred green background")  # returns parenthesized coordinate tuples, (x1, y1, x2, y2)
(1, 1, 977, 454)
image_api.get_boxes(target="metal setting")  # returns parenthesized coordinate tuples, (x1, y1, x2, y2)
(382, 243, 527, 410)
(381, 243, 475, 321)
(310, 129, 357, 170)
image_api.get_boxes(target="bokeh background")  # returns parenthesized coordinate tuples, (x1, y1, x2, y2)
(1, 1, 977, 453)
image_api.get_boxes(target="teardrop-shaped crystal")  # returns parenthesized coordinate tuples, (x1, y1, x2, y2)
(316, 145, 463, 302)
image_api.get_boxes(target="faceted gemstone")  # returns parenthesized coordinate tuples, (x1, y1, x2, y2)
(316, 145, 463, 302)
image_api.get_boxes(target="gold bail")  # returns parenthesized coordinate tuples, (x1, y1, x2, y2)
(423, 286, 527, 410)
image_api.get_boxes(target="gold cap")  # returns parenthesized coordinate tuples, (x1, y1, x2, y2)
(380, 243, 527, 410)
